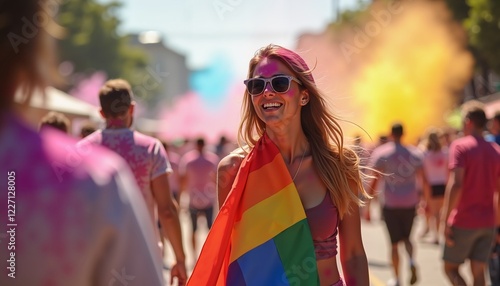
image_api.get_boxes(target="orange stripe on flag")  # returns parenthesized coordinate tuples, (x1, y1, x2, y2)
(237, 154, 293, 216)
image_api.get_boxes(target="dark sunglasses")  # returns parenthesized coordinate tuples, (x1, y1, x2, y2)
(243, 75, 302, 96)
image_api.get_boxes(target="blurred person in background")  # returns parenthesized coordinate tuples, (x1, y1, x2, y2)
(363, 134, 389, 222)
(441, 101, 500, 286)
(215, 135, 234, 159)
(79, 119, 97, 138)
(0, 1, 164, 285)
(39, 111, 71, 134)
(370, 123, 428, 286)
(490, 112, 500, 285)
(78, 79, 187, 285)
(162, 140, 182, 205)
(179, 137, 219, 260)
(489, 112, 500, 145)
(159, 140, 181, 265)
(421, 128, 448, 244)
(177, 138, 192, 157)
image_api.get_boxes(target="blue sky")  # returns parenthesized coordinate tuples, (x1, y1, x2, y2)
(114, 0, 365, 75)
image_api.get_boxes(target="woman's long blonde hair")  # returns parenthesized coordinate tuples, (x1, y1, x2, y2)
(425, 128, 443, 152)
(239, 44, 370, 218)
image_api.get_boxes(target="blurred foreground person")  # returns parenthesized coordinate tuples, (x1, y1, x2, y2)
(0, 1, 164, 285)
(441, 101, 500, 286)
(78, 79, 187, 285)
(188, 44, 370, 286)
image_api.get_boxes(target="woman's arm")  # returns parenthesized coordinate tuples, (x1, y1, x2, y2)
(338, 181, 369, 286)
(216, 152, 244, 209)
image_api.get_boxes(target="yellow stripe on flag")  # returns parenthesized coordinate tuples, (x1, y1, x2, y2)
(239, 154, 293, 214)
(229, 183, 306, 262)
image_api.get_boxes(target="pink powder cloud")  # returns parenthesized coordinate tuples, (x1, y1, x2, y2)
(157, 84, 244, 144)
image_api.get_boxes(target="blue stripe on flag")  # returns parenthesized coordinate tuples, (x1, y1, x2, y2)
(235, 239, 289, 286)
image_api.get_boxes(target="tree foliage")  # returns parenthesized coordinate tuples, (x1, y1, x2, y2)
(327, 1, 369, 30)
(446, 0, 500, 74)
(57, 0, 146, 85)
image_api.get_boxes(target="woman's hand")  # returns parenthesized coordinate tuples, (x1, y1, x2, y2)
(170, 262, 187, 286)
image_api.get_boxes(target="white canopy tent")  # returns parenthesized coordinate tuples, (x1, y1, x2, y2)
(482, 92, 500, 119)
(15, 87, 103, 135)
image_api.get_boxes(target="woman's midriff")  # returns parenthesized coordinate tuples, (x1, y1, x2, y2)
(317, 256, 341, 286)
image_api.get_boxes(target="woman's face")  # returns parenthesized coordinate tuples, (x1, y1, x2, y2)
(249, 57, 304, 128)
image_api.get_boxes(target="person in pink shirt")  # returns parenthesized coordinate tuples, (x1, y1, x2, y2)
(79, 79, 187, 285)
(162, 141, 182, 205)
(369, 123, 428, 286)
(441, 101, 500, 286)
(179, 137, 219, 258)
(0, 1, 164, 285)
(159, 140, 181, 261)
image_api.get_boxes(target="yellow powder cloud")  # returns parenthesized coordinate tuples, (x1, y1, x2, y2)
(297, 0, 473, 146)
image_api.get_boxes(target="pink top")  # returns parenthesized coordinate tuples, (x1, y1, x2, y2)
(179, 150, 219, 209)
(79, 128, 171, 245)
(447, 135, 500, 228)
(305, 193, 339, 260)
(0, 114, 163, 286)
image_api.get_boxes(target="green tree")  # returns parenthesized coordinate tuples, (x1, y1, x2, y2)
(445, 0, 500, 95)
(328, 1, 369, 29)
(445, 0, 470, 22)
(57, 0, 146, 86)
(465, 0, 500, 74)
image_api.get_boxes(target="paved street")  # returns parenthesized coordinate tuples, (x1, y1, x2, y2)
(362, 203, 450, 286)
(163, 197, 477, 285)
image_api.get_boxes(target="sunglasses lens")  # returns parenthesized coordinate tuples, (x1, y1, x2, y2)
(271, 76, 290, 93)
(247, 79, 265, 95)
(245, 76, 294, 95)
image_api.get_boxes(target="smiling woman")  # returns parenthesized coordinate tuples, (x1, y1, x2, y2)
(187, 44, 371, 286)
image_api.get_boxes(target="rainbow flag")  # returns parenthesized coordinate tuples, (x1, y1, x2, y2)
(187, 134, 319, 286)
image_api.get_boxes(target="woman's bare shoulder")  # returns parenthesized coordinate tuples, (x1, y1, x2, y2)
(218, 147, 247, 173)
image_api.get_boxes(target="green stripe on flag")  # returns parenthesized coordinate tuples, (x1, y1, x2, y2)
(274, 219, 320, 285)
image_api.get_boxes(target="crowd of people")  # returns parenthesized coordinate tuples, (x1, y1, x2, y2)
(358, 105, 500, 286)
(1, 1, 500, 286)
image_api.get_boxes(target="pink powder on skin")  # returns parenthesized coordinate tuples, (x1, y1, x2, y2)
(251, 58, 299, 98)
